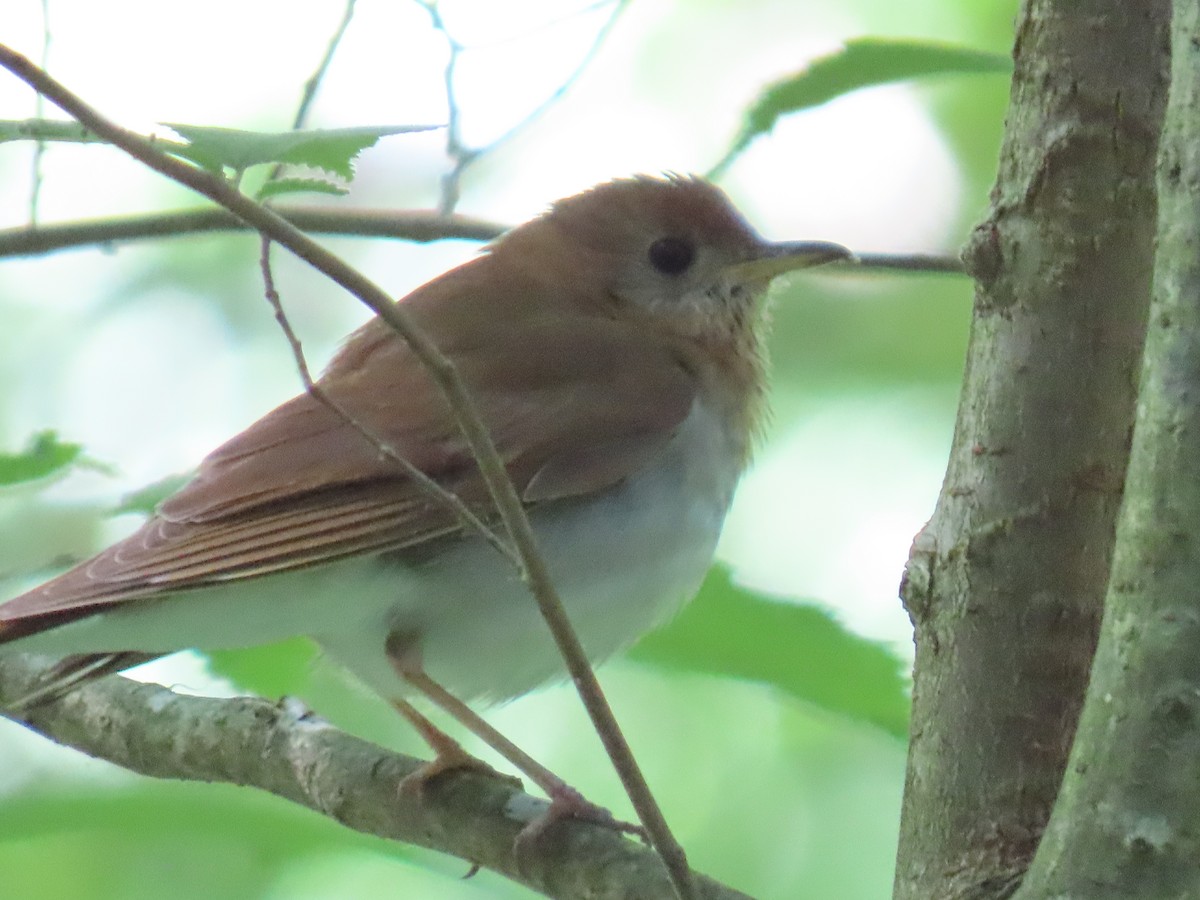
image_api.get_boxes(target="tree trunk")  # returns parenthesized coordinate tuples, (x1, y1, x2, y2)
(1015, 1, 1200, 894)
(894, 2, 1169, 897)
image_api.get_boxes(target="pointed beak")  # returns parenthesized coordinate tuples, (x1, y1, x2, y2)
(727, 240, 854, 283)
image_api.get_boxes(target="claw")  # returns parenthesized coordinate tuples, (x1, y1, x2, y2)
(398, 740, 522, 802)
(392, 696, 523, 800)
(514, 782, 647, 868)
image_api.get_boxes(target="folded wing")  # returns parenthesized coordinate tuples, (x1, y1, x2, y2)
(0, 308, 694, 633)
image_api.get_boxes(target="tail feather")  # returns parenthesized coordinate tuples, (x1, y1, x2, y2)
(3, 651, 161, 713)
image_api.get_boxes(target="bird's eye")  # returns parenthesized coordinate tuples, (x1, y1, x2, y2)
(647, 237, 695, 276)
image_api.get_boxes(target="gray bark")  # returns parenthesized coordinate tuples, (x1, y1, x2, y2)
(894, 2, 1168, 897)
(0, 655, 749, 900)
(1015, 1, 1200, 894)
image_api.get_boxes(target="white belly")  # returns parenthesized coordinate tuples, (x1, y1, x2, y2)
(8, 399, 741, 704)
(320, 396, 741, 702)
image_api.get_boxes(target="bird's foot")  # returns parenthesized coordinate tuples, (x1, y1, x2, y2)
(515, 780, 647, 855)
(398, 738, 523, 802)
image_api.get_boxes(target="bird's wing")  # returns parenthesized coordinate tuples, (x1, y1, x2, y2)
(0, 311, 694, 634)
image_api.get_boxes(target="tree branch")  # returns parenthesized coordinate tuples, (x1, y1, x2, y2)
(0, 655, 749, 900)
(1015, 0, 1200, 893)
(0, 205, 962, 276)
(0, 206, 505, 259)
(893, 1, 1168, 896)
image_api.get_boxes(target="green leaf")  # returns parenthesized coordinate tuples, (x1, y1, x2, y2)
(111, 473, 192, 516)
(206, 638, 320, 700)
(257, 177, 350, 201)
(0, 431, 84, 486)
(0, 781, 411, 899)
(162, 124, 438, 179)
(629, 566, 910, 738)
(713, 37, 1012, 175)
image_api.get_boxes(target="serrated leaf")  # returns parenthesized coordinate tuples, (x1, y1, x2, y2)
(257, 177, 349, 201)
(629, 566, 910, 738)
(0, 431, 84, 486)
(713, 37, 1012, 175)
(111, 472, 192, 516)
(162, 124, 438, 179)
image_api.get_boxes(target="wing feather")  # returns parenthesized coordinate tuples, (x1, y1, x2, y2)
(0, 283, 695, 633)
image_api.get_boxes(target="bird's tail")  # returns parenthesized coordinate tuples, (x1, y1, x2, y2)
(1, 651, 161, 714)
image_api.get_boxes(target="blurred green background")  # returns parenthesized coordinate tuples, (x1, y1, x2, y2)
(0, 1, 1016, 897)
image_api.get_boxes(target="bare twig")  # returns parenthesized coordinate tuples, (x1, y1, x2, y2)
(474, 1, 629, 166)
(479, 0, 623, 46)
(0, 206, 505, 258)
(290, 0, 357, 131)
(852, 251, 964, 274)
(415, 0, 472, 213)
(27, 0, 52, 225)
(264, 0, 359, 186)
(255, 1, 506, 554)
(416, 0, 630, 214)
(256, 237, 515, 562)
(0, 205, 962, 275)
(0, 43, 696, 900)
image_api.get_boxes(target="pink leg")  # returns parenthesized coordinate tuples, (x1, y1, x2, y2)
(390, 696, 520, 798)
(385, 634, 645, 841)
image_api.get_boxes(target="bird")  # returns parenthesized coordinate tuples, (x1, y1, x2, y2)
(0, 174, 849, 810)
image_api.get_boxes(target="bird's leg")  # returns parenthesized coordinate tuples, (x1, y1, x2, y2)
(390, 695, 520, 795)
(385, 632, 645, 840)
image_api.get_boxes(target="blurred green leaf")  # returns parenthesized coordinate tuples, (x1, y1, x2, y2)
(0, 782, 416, 900)
(713, 37, 1012, 175)
(0, 431, 83, 486)
(202, 638, 426, 751)
(767, 273, 973, 394)
(111, 472, 192, 516)
(630, 566, 910, 738)
(162, 124, 437, 178)
(206, 637, 320, 700)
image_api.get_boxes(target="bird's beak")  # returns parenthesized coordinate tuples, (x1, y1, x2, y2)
(727, 240, 854, 283)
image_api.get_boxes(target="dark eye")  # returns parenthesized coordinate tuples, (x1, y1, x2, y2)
(647, 237, 695, 276)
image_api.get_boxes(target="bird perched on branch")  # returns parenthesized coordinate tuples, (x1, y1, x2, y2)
(0, 174, 849, 815)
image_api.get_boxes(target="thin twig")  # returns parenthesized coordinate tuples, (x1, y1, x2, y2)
(466, 0, 621, 48)
(472, 1, 629, 166)
(416, 0, 630, 214)
(415, 0, 472, 213)
(291, 0, 357, 131)
(27, 0, 52, 225)
(253, 0, 505, 554)
(853, 251, 964, 274)
(0, 206, 964, 274)
(256, 237, 514, 562)
(0, 207, 506, 259)
(264, 0, 358, 185)
(0, 43, 696, 900)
